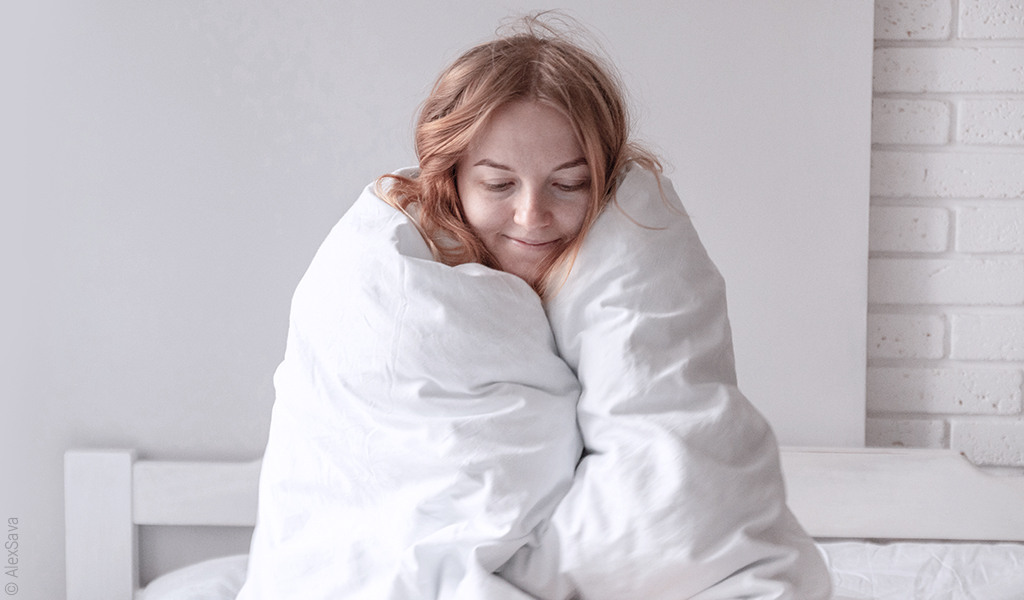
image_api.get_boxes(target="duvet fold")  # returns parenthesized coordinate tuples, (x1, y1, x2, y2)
(499, 167, 831, 599)
(237, 177, 583, 600)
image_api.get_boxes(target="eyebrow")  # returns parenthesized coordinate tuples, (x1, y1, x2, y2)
(472, 157, 588, 171)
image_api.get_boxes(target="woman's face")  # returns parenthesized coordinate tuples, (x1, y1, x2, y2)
(456, 100, 591, 287)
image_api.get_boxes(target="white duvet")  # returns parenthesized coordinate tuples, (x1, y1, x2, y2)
(237, 166, 830, 599)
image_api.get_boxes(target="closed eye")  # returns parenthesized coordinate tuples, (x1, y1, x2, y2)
(555, 181, 590, 192)
(483, 181, 514, 192)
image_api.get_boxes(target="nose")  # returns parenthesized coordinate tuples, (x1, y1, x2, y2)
(513, 187, 552, 230)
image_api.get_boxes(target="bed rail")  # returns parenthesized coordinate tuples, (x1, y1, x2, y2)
(64, 447, 1024, 600)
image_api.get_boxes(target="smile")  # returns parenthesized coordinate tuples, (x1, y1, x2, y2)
(505, 236, 560, 250)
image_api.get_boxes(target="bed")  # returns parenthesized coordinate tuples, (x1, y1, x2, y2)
(64, 446, 1024, 599)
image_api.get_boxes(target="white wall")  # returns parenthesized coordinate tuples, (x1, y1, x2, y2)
(653, 3, 873, 445)
(867, 0, 1024, 467)
(2, 1, 873, 595)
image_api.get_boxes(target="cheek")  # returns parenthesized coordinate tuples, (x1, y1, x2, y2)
(459, 192, 504, 236)
(559, 201, 590, 235)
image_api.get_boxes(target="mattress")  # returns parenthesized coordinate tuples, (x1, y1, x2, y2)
(137, 541, 1024, 600)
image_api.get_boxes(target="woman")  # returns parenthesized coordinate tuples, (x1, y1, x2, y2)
(375, 19, 660, 298)
(238, 16, 831, 600)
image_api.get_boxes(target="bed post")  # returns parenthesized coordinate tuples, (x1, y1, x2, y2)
(64, 449, 138, 600)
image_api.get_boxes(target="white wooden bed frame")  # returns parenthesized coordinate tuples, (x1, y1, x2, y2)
(64, 447, 1024, 600)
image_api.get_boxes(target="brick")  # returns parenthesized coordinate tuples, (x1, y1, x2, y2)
(875, 0, 953, 40)
(866, 417, 946, 447)
(951, 313, 1024, 360)
(872, 99, 950, 145)
(956, 205, 1024, 252)
(867, 367, 1022, 414)
(871, 150, 1024, 198)
(869, 206, 949, 252)
(959, 0, 1024, 39)
(868, 258, 1024, 305)
(874, 48, 1024, 93)
(959, 100, 1024, 145)
(867, 313, 945, 358)
(951, 419, 1024, 466)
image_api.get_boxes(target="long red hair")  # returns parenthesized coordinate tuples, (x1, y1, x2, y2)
(378, 14, 660, 298)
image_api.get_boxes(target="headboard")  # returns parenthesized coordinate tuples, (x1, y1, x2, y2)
(64, 447, 1024, 600)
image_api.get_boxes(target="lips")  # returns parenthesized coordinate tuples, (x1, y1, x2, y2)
(492, 236, 564, 285)
(505, 235, 559, 249)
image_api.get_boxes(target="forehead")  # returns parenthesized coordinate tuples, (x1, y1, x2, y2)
(465, 100, 584, 163)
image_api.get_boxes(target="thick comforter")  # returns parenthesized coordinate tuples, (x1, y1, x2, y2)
(237, 166, 830, 599)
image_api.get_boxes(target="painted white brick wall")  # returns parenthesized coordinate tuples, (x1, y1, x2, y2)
(869, 258, 1024, 304)
(867, 313, 945, 358)
(875, 0, 952, 40)
(956, 205, 1024, 251)
(959, 0, 1024, 39)
(872, 99, 951, 144)
(950, 419, 1024, 465)
(871, 151, 1024, 198)
(869, 206, 949, 252)
(869, 0, 1024, 466)
(866, 416, 946, 447)
(874, 48, 1024, 93)
(959, 100, 1024, 145)
(951, 313, 1024, 359)
(867, 367, 1022, 414)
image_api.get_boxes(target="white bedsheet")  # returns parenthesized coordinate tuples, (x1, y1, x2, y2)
(822, 541, 1024, 600)
(140, 542, 1024, 600)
